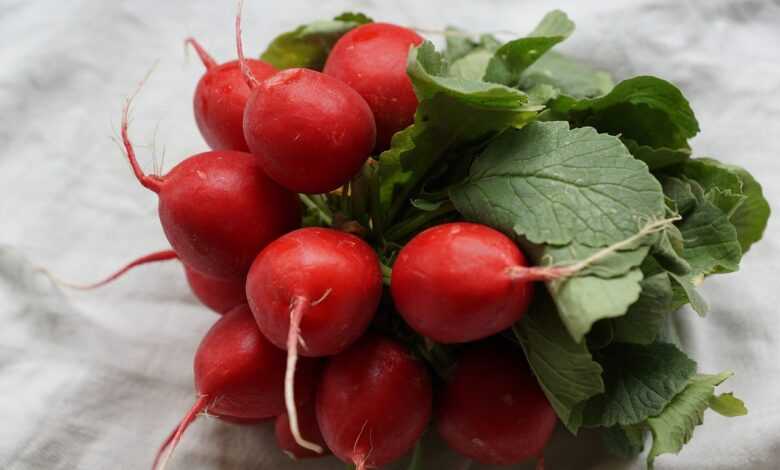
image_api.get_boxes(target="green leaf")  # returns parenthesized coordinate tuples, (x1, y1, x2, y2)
(527, 83, 561, 106)
(680, 160, 771, 254)
(515, 294, 605, 434)
(484, 10, 575, 86)
(709, 392, 748, 417)
(647, 372, 741, 468)
(651, 225, 692, 276)
(549, 269, 644, 342)
(260, 13, 371, 70)
(602, 425, 646, 459)
(623, 139, 691, 171)
(669, 272, 709, 316)
(519, 51, 614, 99)
(730, 165, 771, 254)
(584, 342, 696, 427)
(677, 182, 742, 275)
(448, 48, 493, 81)
(443, 28, 480, 62)
(408, 41, 532, 108)
(375, 42, 538, 232)
(332, 12, 372, 23)
(678, 158, 743, 197)
(553, 76, 699, 149)
(663, 177, 697, 216)
(662, 177, 742, 276)
(612, 272, 674, 344)
(451, 121, 666, 247)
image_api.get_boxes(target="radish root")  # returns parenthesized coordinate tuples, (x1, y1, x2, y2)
(154, 396, 209, 470)
(235, 0, 259, 89)
(507, 216, 681, 282)
(535, 455, 546, 470)
(121, 73, 164, 193)
(55, 250, 177, 290)
(184, 37, 218, 70)
(284, 296, 324, 454)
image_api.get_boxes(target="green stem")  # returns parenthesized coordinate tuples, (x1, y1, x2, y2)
(299, 194, 333, 226)
(384, 202, 456, 242)
(381, 263, 393, 286)
(365, 163, 382, 239)
(406, 436, 426, 470)
(350, 164, 370, 224)
(340, 181, 351, 215)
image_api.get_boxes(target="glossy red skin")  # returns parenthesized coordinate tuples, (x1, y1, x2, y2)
(243, 68, 376, 193)
(157, 151, 300, 279)
(184, 265, 246, 314)
(324, 23, 423, 151)
(194, 304, 318, 419)
(391, 222, 533, 343)
(275, 405, 330, 459)
(246, 227, 382, 357)
(436, 343, 557, 465)
(316, 335, 433, 468)
(194, 60, 277, 151)
(216, 415, 273, 425)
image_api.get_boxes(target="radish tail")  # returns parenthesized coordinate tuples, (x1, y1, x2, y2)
(284, 296, 324, 454)
(121, 89, 163, 193)
(507, 216, 682, 283)
(353, 454, 370, 470)
(535, 455, 546, 470)
(184, 38, 218, 69)
(61, 250, 178, 290)
(235, 0, 259, 89)
(154, 396, 209, 470)
(151, 425, 178, 470)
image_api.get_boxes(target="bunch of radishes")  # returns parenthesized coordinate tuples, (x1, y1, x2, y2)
(82, 7, 567, 470)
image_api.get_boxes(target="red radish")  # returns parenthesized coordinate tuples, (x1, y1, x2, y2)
(316, 334, 433, 470)
(154, 304, 318, 469)
(391, 222, 536, 343)
(275, 405, 330, 460)
(120, 99, 301, 279)
(324, 23, 423, 151)
(391, 218, 679, 343)
(184, 265, 246, 314)
(246, 227, 382, 453)
(186, 38, 277, 151)
(436, 343, 557, 467)
(236, 5, 377, 193)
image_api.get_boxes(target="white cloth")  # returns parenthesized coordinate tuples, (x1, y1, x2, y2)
(1, 0, 778, 469)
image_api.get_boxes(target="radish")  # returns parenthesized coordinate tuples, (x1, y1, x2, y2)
(391, 219, 678, 343)
(119, 98, 301, 279)
(59, 249, 246, 314)
(184, 265, 246, 314)
(316, 334, 433, 470)
(186, 37, 277, 152)
(245, 227, 382, 453)
(154, 304, 318, 469)
(436, 342, 557, 467)
(275, 404, 330, 460)
(391, 222, 535, 343)
(324, 23, 423, 151)
(236, 4, 377, 193)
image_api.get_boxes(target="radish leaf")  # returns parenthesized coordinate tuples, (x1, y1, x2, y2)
(583, 342, 696, 427)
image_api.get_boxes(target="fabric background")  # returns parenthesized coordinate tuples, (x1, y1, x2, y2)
(1, 0, 778, 469)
